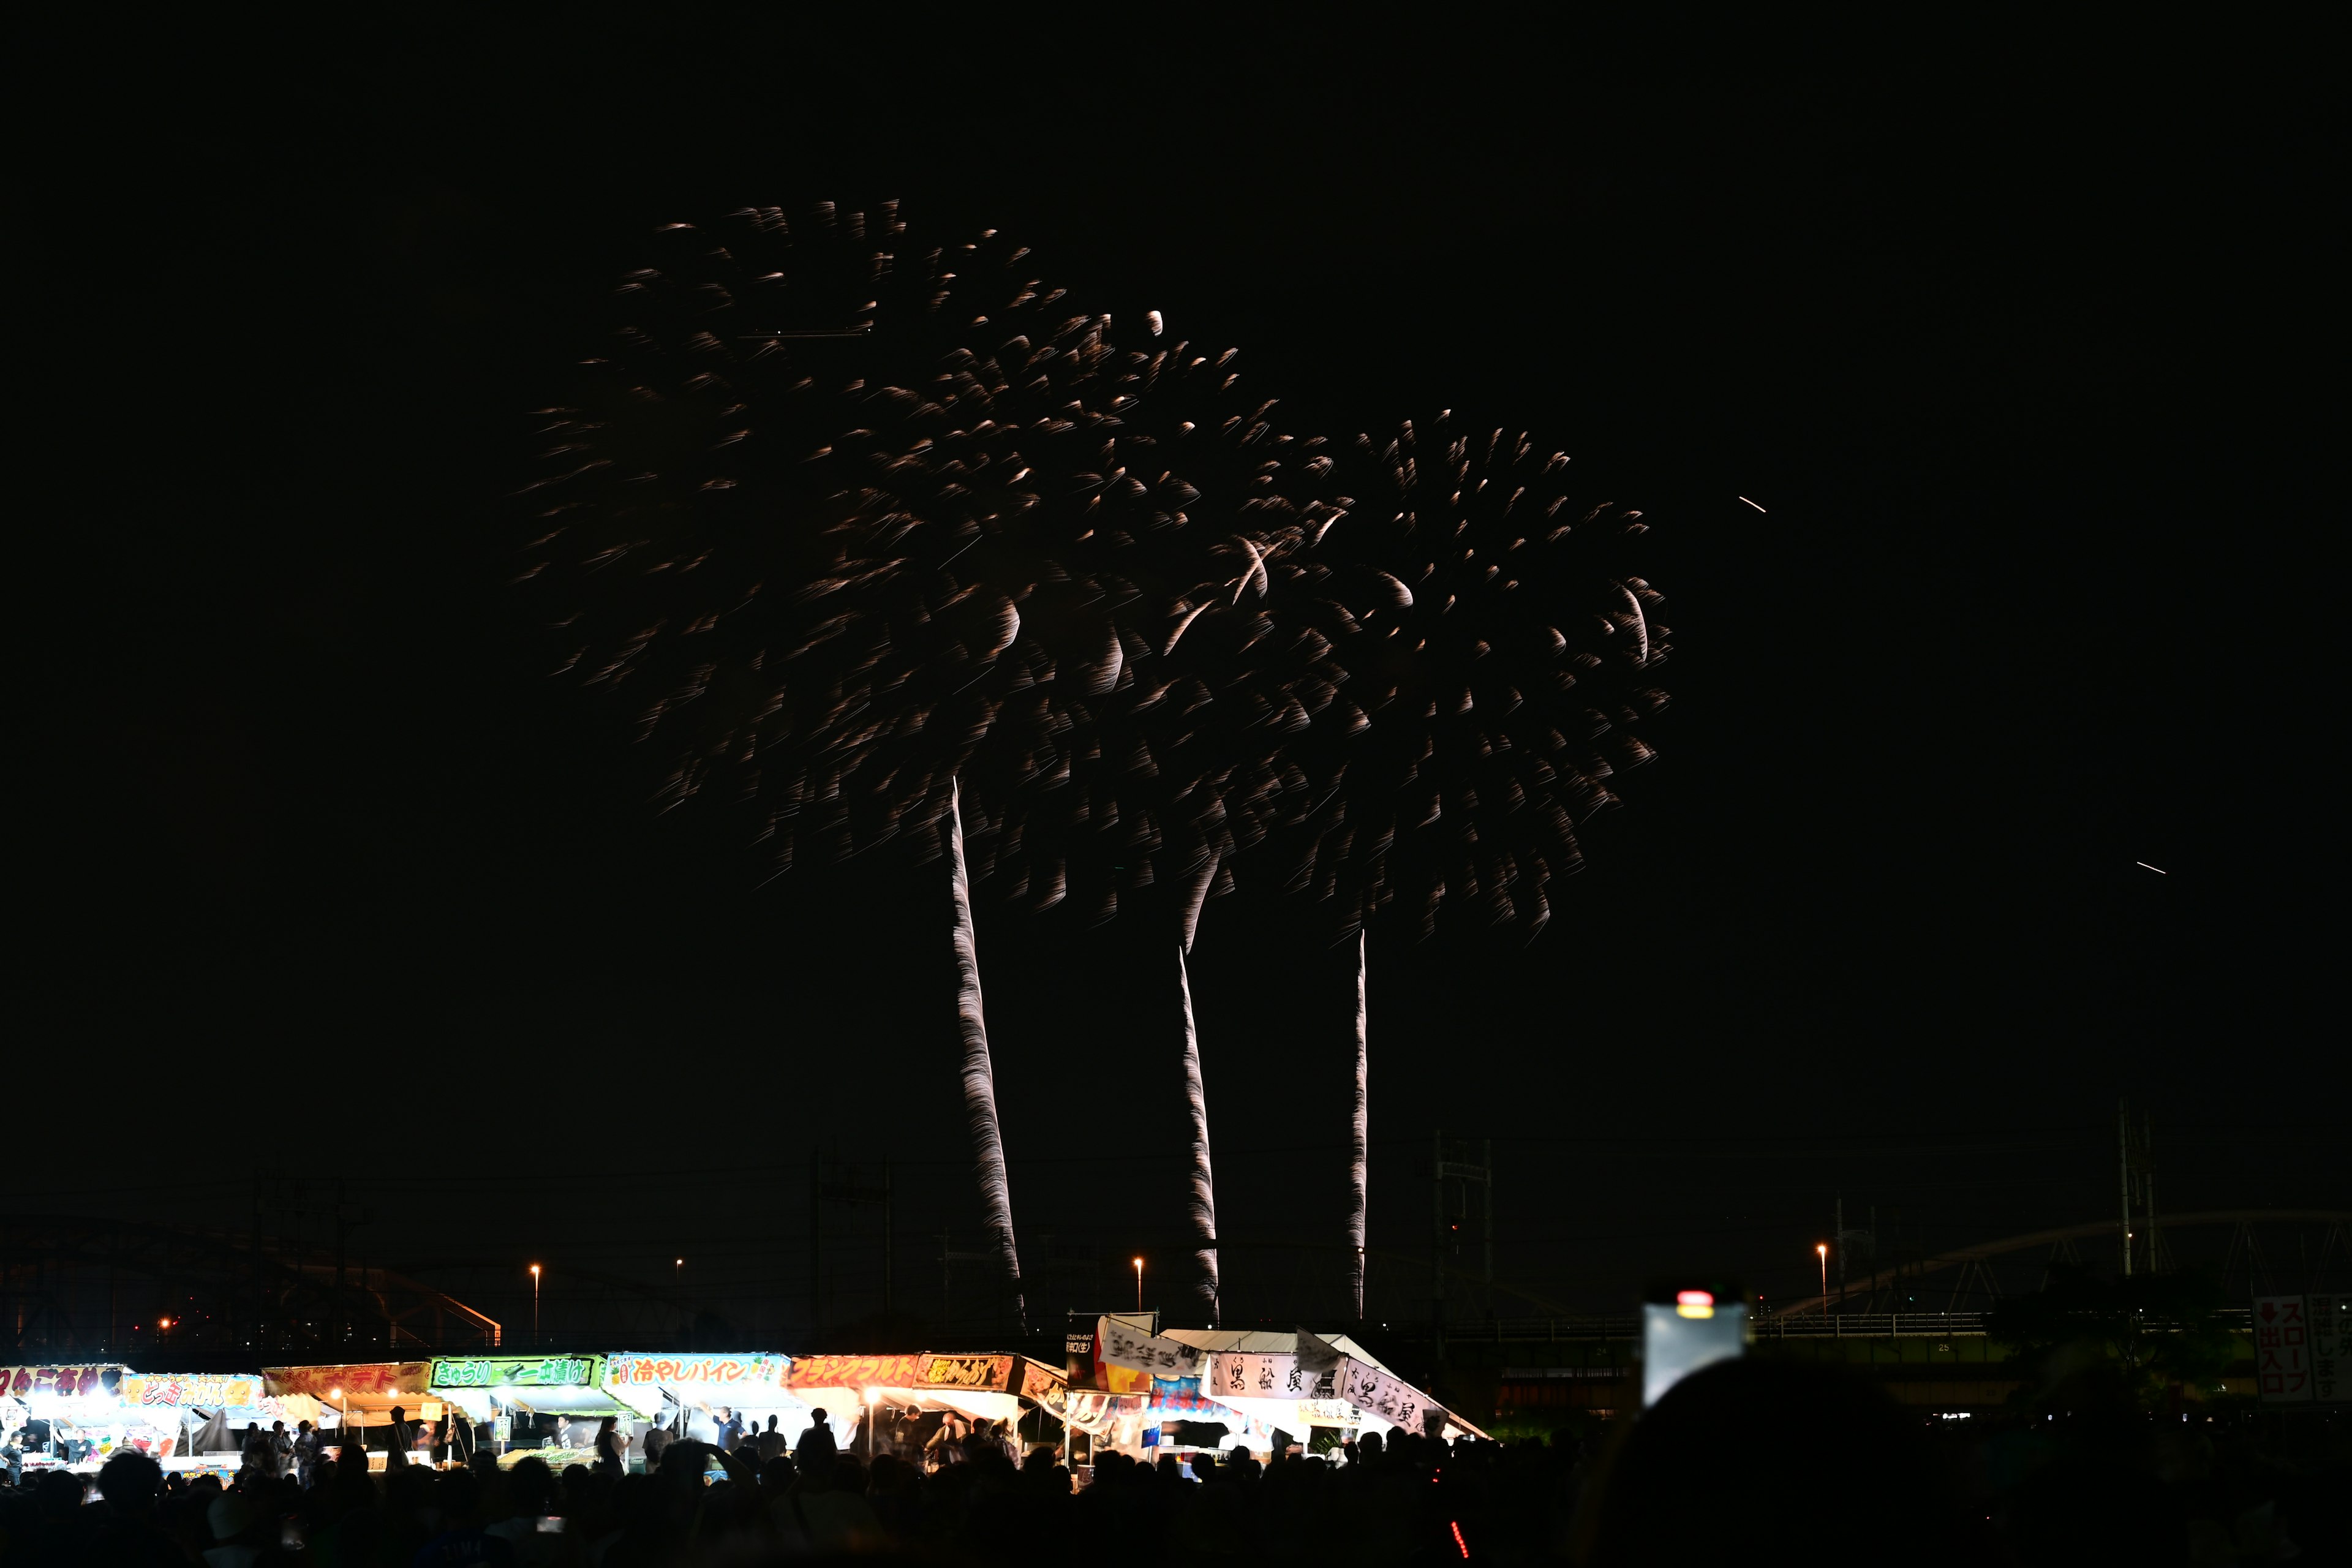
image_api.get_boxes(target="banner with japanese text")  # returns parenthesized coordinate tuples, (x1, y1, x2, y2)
(262, 1363, 430, 1400)
(431, 1355, 602, 1390)
(2302, 1295, 2347, 1404)
(918, 1354, 1016, 1393)
(2, 1366, 123, 1400)
(1205, 1351, 1341, 1404)
(119, 1375, 263, 1411)
(2255, 1295, 2313, 1403)
(605, 1354, 790, 1392)
(786, 1354, 925, 1391)
(1101, 1319, 1207, 1378)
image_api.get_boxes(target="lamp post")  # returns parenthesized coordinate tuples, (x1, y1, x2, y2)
(863, 1387, 880, 1463)
(1817, 1243, 1830, 1316)
(530, 1265, 542, 1346)
(1133, 1257, 1144, 1314)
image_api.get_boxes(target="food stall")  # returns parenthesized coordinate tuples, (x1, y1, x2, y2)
(428, 1352, 655, 1467)
(120, 1373, 306, 1479)
(1090, 1323, 1487, 1457)
(0, 1365, 296, 1479)
(262, 1361, 437, 1468)
(783, 1352, 1073, 1457)
(600, 1352, 804, 1455)
(2, 1365, 127, 1474)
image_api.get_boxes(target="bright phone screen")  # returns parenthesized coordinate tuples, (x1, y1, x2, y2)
(1641, 1292, 1746, 1408)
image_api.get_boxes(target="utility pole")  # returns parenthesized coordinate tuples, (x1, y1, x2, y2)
(334, 1182, 349, 1351)
(1432, 1129, 1444, 1325)
(810, 1149, 823, 1346)
(811, 1154, 893, 1342)
(1483, 1138, 1495, 1303)
(1431, 1132, 1496, 1322)
(2126, 1100, 2145, 1278)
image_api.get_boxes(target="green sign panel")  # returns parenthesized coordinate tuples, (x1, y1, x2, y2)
(430, 1355, 600, 1389)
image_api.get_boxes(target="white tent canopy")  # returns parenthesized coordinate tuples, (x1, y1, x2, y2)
(1147, 1327, 1487, 1442)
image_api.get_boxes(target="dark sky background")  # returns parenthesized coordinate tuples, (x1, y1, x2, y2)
(29, 15, 2337, 1348)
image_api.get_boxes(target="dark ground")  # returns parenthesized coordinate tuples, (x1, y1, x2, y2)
(23, 13, 2339, 1341)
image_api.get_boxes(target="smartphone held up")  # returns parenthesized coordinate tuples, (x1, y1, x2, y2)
(1640, 1279, 1747, 1409)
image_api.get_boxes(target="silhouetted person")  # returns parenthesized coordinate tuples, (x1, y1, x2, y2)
(796, 1408, 838, 1468)
(91, 1450, 181, 1567)
(595, 1415, 625, 1479)
(1586, 1358, 1977, 1567)
(383, 1405, 412, 1471)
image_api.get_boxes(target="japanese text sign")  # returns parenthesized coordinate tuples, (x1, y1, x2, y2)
(430, 1356, 600, 1390)
(2255, 1295, 2312, 1403)
(1099, 1319, 1205, 1377)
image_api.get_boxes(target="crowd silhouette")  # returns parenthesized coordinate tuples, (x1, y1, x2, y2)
(1, 1359, 2343, 1565)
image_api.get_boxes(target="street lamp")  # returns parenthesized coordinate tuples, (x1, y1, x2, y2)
(1817, 1244, 1830, 1316)
(530, 1265, 542, 1346)
(1133, 1257, 1144, 1314)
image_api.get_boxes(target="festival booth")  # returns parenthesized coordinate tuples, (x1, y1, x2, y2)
(2, 1365, 127, 1474)
(1090, 1322, 1488, 1458)
(423, 1353, 641, 1468)
(783, 1352, 1074, 1453)
(0, 1365, 293, 1479)
(599, 1352, 802, 1451)
(263, 1362, 439, 1468)
(121, 1373, 307, 1478)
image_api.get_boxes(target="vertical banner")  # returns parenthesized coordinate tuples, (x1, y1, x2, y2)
(2305, 1294, 2348, 1404)
(2253, 1295, 2312, 1403)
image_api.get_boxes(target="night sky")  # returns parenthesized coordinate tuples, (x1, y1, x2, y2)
(32, 18, 2337, 1346)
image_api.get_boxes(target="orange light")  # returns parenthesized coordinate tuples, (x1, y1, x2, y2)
(1817, 1244, 1828, 1257)
(331, 1388, 342, 1400)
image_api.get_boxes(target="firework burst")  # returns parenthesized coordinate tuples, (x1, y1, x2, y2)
(518, 202, 1349, 1323)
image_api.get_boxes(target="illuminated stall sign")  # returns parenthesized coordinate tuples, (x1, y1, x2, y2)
(263, 1363, 430, 1400)
(918, 1354, 1015, 1393)
(430, 1355, 601, 1390)
(605, 1355, 789, 1390)
(785, 1353, 1059, 1400)
(786, 1354, 925, 1391)
(119, 1376, 262, 1410)
(2, 1366, 122, 1399)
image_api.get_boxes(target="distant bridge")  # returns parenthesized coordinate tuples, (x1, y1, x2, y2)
(0, 1213, 500, 1360)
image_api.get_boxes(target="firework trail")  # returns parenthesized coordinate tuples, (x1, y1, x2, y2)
(1176, 941, 1218, 1321)
(1348, 925, 1369, 1319)
(520, 202, 1347, 1317)
(946, 775, 1022, 1325)
(1280, 413, 1669, 1314)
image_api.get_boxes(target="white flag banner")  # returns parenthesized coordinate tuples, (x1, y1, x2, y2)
(1099, 1319, 1206, 1377)
(1206, 1352, 1343, 1403)
(1340, 1359, 1433, 1431)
